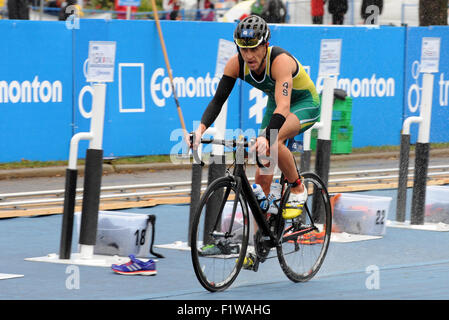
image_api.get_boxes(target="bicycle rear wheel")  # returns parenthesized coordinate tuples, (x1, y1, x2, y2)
(190, 176, 250, 292)
(276, 172, 332, 282)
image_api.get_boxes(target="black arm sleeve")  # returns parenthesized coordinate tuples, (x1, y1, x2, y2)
(201, 75, 236, 128)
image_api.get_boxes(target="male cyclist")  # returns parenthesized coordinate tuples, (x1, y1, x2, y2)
(189, 15, 320, 265)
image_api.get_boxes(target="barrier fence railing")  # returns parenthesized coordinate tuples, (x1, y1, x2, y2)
(2, 165, 449, 210)
(22, 0, 447, 24)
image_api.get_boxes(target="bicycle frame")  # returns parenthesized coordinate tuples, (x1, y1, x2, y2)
(195, 138, 279, 247)
(190, 136, 332, 291)
(231, 159, 278, 247)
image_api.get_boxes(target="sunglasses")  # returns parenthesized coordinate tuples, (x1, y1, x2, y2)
(234, 37, 264, 49)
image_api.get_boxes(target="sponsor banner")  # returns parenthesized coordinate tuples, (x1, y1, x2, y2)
(405, 26, 449, 144)
(73, 20, 240, 158)
(0, 20, 73, 162)
(1, 20, 448, 162)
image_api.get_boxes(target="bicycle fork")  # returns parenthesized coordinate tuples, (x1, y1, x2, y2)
(208, 178, 240, 239)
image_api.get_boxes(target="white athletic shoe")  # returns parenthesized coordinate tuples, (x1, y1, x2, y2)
(283, 185, 308, 219)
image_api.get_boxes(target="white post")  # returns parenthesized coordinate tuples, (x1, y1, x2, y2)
(68, 132, 93, 170)
(318, 76, 336, 140)
(302, 128, 312, 152)
(211, 100, 228, 156)
(417, 73, 434, 144)
(89, 83, 107, 150)
(402, 116, 422, 135)
(399, 37, 438, 225)
(79, 82, 107, 260)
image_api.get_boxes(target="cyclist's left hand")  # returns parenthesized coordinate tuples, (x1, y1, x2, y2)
(251, 136, 269, 157)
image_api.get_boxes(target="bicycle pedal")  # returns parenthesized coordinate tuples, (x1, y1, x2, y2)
(242, 254, 259, 272)
(218, 242, 240, 255)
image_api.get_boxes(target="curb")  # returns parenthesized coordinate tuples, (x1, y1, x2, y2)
(1, 148, 448, 180)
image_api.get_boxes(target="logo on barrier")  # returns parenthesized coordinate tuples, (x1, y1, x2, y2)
(78, 85, 94, 118)
(317, 74, 395, 98)
(407, 60, 422, 113)
(119, 63, 146, 113)
(0, 77, 63, 104)
(248, 87, 267, 124)
(150, 68, 220, 107)
(439, 73, 449, 107)
(406, 58, 448, 112)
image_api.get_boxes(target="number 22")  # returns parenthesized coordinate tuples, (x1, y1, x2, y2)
(375, 210, 385, 225)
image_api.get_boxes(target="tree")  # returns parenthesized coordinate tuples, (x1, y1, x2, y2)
(419, 0, 448, 26)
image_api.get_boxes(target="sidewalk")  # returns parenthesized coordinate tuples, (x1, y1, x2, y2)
(1, 148, 449, 180)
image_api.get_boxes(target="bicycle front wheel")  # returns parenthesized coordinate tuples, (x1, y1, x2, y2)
(190, 176, 250, 292)
(276, 172, 332, 282)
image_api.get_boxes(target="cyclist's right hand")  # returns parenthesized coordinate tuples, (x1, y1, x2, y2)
(186, 125, 204, 150)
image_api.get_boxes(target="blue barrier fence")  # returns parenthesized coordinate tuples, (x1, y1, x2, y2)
(0, 19, 448, 162)
(404, 26, 449, 144)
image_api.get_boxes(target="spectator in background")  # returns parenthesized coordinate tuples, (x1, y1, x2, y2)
(250, 0, 266, 17)
(361, 0, 383, 24)
(328, 0, 347, 24)
(59, 0, 83, 20)
(59, 0, 75, 20)
(163, 0, 181, 19)
(200, 0, 214, 21)
(261, 0, 286, 23)
(311, 0, 326, 24)
(7, 0, 29, 19)
(114, 0, 137, 20)
(168, 0, 181, 19)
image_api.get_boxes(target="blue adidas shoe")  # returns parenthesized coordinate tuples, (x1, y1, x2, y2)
(111, 255, 157, 276)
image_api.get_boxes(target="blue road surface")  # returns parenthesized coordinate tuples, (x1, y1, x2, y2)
(0, 188, 449, 300)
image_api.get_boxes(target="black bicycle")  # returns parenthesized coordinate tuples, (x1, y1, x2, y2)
(190, 136, 332, 292)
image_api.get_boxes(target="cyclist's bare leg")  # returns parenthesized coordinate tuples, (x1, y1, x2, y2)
(255, 113, 304, 195)
(255, 168, 274, 196)
(255, 112, 304, 195)
(252, 113, 304, 229)
(253, 167, 274, 236)
(275, 113, 304, 195)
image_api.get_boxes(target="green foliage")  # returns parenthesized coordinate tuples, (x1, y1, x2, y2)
(138, 0, 163, 12)
(88, 0, 114, 10)
(84, 0, 161, 11)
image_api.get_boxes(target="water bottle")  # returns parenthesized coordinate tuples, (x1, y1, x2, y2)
(267, 180, 282, 214)
(252, 184, 268, 212)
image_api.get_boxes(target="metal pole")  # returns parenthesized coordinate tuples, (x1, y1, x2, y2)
(301, 126, 313, 173)
(203, 101, 228, 244)
(300, 149, 311, 173)
(59, 168, 78, 259)
(411, 73, 434, 225)
(188, 162, 202, 246)
(313, 77, 335, 222)
(79, 83, 106, 258)
(59, 96, 96, 259)
(317, 77, 335, 142)
(411, 142, 429, 225)
(396, 133, 410, 222)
